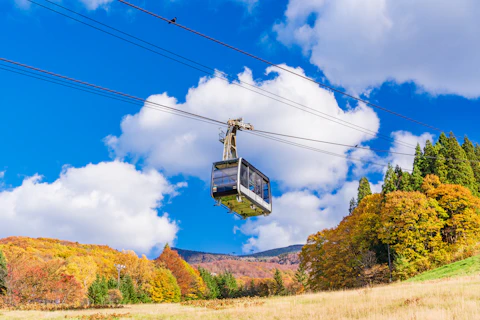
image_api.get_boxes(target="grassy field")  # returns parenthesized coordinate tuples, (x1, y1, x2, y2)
(2, 275, 480, 320)
(408, 255, 480, 282)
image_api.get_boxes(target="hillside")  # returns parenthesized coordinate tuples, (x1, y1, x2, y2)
(171, 248, 234, 263)
(172, 245, 301, 279)
(194, 259, 297, 281)
(408, 255, 480, 282)
(243, 245, 303, 258)
(172, 245, 302, 264)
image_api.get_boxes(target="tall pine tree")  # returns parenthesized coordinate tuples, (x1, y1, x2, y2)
(411, 144, 424, 191)
(357, 177, 372, 204)
(435, 133, 476, 193)
(422, 140, 438, 176)
(382, 164, 397, 194)
(462, 137, 480, 195)
(273, 269, 286, 296)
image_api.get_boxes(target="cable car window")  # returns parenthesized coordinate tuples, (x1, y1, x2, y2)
(262, 179, 270, 203)
(254, 175, 262, 197)
(213, 164, 238, 188)
(249, 170, 256, 192)
(240, 162, 248, 188)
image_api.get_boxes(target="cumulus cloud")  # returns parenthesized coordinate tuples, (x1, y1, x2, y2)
(241, 181, 359, 252)
(0, 161, 180, 255)
(106, 65, 380, 190)
(274, 0, 480, 97)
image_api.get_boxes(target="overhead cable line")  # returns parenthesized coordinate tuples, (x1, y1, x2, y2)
(117, 0, 443, 133)
(1, 58, 417, 171)
(0, 58, 225, 126)
(2, 60, 475, 167)
(0, 65, 223, 127)
(28, 0, 416, 149)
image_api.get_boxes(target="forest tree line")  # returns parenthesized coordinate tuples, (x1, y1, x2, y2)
(301, 133, 480, 290)
(0, 238, 305, 307)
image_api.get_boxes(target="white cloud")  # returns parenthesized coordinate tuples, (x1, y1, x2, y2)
(0, 161, 179, 255)
(241, 181, 359, 252)
(274, 0, 480, 98)
(106, 65, 380, 190)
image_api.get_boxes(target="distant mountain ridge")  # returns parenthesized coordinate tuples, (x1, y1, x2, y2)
(171, 244, 303, 264)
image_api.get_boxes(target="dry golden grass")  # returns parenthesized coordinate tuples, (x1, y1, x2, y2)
(2, 275, 480, 320)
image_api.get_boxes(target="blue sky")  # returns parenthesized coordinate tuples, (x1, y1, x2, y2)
(1, 0, 479, 257)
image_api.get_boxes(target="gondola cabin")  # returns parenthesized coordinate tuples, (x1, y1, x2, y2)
(211, 158, 272, 218)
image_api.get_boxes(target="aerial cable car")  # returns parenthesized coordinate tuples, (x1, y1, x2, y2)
(211, 118, 272, 219)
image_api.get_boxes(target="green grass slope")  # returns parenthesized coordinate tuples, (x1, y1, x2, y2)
(408, 255, 480, 282)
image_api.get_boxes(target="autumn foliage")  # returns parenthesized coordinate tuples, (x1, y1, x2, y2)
(300, 175, 480, 290)
(156, 244, 206, 300)
(148, 268, 181, 303)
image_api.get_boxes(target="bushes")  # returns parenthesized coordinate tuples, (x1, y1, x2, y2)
(107, 289, 122, 304)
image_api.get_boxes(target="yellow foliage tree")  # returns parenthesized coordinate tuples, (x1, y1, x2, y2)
(63, 256, 98, 292)
(148, 268, 181, 303)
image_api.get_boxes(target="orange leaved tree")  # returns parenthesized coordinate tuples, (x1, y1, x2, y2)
(156, 244, 205, 300)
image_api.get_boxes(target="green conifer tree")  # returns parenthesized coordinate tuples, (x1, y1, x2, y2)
(434, 133, 450, 182)
(435, 133, 476, 192)
(295, 264, 308, 289)
(382, 164, 397, 194)
(357, 177, 372, 204)
(273, 268, 286, 296)
(0, 250, 6, 295)
(399, 171, 413, 191)
(215, 271, 238, 299)
(198, 267, 219, 300)
(87, 276, 109, 305)
(411, 163, 423, 191)
(462, 137, 480, 195)
(422, 140, 438, 175)
(410, 144, 424, 190)
(120, 274, 138, 304)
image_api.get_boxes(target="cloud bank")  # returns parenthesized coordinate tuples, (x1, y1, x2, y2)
(0, 161, 179, 255)
(107, 66, 380, 190)
(274, 0, 480, 97)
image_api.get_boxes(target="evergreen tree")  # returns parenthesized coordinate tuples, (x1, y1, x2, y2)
(398, 172, 413, 191)
(475, 143, 480, 162)
(348, 197, 357, 214)
(107, 277, 117, 290)
(422, 140, 438, 175)
(357, 177, 372, 204)
(382, 164, 397, 194)
(411, 146, 424, 191)
(0, 249, 6, 295)
(436, 133, 476, 193)
(413, 144, 424, 173)
(462, 137, 480, 195)
(120, 274, 138, 304)
(294, 264, 308, 289)
(87, 276, 109, 305)
(434, 133, 450, 182)
(215, 271, 238, 299)
(273, 269, 286, 296)
(198, 267, 219, 299)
